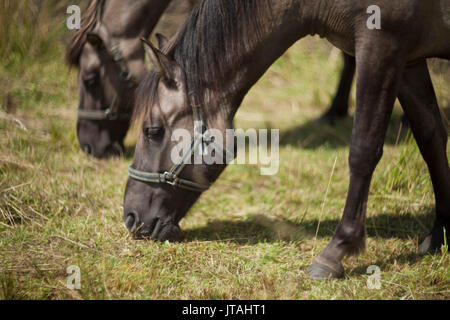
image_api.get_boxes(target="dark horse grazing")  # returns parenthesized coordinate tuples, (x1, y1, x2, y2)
(66, 0, 358, 158)
(124, 0, 450, 279)
(66, 0, 172, 158)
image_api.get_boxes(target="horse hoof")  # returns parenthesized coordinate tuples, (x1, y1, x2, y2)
(307, 260, 344, 280)
(418, 235, 442, 255)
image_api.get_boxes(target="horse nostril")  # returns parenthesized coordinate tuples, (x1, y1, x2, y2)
(125, 213, 138, 233)
(83, 144, 92, 155)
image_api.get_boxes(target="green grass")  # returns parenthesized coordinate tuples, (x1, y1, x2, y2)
(0, 2, 449, 300)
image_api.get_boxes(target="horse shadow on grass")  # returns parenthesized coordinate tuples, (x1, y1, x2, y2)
(346, 251, 424, 278)
(183, 210, 435, 245)
(183, 210, 436, 270)
(279, 113, 410, 149)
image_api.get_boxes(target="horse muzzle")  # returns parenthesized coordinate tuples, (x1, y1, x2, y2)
(124, 212, 182, 242)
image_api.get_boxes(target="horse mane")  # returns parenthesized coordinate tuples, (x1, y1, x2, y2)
(134, 0, 271, 124)
(66, 0, 105, 66)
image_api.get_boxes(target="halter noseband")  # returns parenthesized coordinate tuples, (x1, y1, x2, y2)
(128, 92, 234, 193)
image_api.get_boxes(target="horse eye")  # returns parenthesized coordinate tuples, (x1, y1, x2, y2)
(144, 127, 164, 140)
(83, 74, 98, 87)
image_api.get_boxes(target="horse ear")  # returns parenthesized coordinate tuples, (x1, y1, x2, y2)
(141, 37, 174, 81)
(155, 33, 169, 50)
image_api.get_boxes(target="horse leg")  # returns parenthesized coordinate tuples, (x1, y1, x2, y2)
(317, 52, 355, 125)
(307, 48, 404, 280)
(397, 61, 450, 254)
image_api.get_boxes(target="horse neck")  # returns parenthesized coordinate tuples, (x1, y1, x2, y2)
(101, 0, 170, 81)
(204, 0, 347, 126)
(102, 0, 169, 39)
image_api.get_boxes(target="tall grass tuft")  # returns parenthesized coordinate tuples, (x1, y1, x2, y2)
(383, 131, 430, 195)
(0, 0, 74, 69)
(0, 272, 20, 300)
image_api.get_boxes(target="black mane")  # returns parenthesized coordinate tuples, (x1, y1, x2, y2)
(66, 0, 104, 66)
(134, 0, 271, 123)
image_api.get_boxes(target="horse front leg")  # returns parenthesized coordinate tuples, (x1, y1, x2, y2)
(307, 49, 404, 280)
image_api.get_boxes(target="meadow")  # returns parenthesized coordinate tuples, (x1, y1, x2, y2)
(0, 1, 449, 299)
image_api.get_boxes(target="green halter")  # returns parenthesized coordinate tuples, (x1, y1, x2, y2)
(128, 92, 234, 193)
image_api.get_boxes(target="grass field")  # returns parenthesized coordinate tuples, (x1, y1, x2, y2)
(0, 1, 449, 300)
